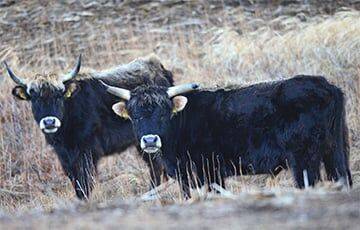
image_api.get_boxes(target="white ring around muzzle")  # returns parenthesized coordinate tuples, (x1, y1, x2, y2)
(39, 116, 61, 133)
(140, 134, 162, 153)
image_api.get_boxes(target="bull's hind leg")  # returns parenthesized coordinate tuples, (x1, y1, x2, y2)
(323, 150, 351, 187)
(292, 162, 321, 188)
(141, 153, 164, 189)
(290, 149, 321, 188)
(177, 172, 191, 199)
(209, 165, 226, 193)
(200, 154, 226, 193)
(323, 91, 352, 187)
(323, 120, 352, 187)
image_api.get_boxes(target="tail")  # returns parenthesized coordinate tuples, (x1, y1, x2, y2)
(324, 86, 352, 187)
(341, 109, 352, 187)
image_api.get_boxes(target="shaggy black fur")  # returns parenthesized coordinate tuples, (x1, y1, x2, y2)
(11, 62, 173, 200)
(125, 75, 352, 197)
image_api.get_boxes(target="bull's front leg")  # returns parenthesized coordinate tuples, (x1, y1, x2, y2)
(58, 150, 97, 200)
(141, 152, 165, 188)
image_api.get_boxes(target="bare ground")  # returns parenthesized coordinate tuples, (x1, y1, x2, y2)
(1, 188, 359, 229)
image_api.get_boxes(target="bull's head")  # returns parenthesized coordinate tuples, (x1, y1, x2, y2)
(102, 81, 199, 153)
(4, 55, 82, 134)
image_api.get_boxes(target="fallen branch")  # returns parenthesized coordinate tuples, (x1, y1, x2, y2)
(210, 183, 237, 199)
(140, 179, 176, 201)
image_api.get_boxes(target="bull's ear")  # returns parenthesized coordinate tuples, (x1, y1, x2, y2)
(12, 86, 30, 100)
(112, 101, 130, 119)
(64, 82, 79, 99)
(172, 96, 188, 113)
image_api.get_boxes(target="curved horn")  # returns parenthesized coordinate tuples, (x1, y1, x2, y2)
(62, 54, 82, 82)
(3, 61, 28, 87)
(100, 80, 131, 100)
(167, 83, 200, 98)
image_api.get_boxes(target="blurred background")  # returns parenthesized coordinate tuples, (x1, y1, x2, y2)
(0, 0, 359, 228)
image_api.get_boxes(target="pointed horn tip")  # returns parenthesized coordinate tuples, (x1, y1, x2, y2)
(3, 61, 13, 75)
(61, 54, 82, 82)
(76, 54, 82, 68)
(2, 61, 27, 86)
(3, 61, 9, 69)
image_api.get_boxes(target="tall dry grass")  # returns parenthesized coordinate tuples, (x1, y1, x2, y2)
(0, 3, 359, 213)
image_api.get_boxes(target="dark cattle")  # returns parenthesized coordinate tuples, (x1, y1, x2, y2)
(4, 55, 173, 199)
(104, 75, 352, 198)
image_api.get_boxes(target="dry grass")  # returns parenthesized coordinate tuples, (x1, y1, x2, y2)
(0, 2, 359, 214)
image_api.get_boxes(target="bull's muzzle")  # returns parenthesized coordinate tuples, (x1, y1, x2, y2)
(39, 116, 61, 133)
(140, 134, 162, 153)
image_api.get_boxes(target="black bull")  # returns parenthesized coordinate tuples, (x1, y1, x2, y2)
(4, 56, 173, 199)
(106, 75, 352, 198)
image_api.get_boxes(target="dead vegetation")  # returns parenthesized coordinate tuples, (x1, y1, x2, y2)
(0, 1, 359, 228)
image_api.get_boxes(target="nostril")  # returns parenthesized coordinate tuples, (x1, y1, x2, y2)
(145, 137, 154, 143)
(140, 135, 161, 151)
(142, 135, 159, 144)
(44, 119, 55, 126)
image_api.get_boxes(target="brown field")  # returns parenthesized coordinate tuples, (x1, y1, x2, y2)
(0, 1, 359, 229)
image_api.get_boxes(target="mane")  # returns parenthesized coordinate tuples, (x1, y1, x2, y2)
(78, 55, 173, 88)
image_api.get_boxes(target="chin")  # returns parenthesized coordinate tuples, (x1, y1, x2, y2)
(143, 147, 161, 154)
(42, 128, 59, 134)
